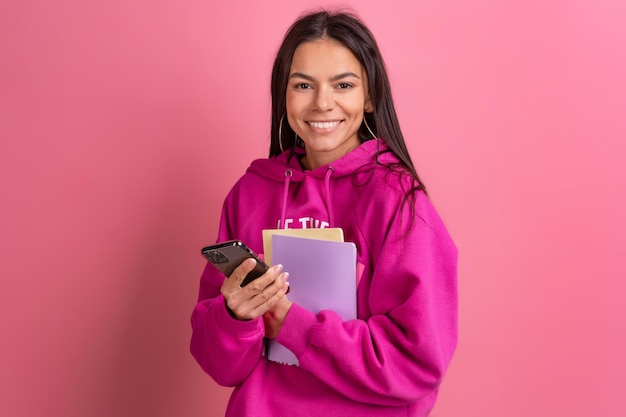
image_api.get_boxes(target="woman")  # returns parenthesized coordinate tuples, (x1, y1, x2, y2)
(191, 10, 457, 417)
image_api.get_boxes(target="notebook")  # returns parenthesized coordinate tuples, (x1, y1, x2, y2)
(261, 227, 344, 266)
(267, 234, 357, 366)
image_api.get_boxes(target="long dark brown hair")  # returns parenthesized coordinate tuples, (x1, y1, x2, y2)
(269, 10, 427, 197)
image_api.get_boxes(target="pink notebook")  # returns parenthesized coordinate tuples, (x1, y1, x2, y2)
(267, 234, 357, 366)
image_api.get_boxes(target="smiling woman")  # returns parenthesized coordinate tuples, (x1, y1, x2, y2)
(286, 38, 374, 169)
(190, 10, 458, 417)
(3, 1, 624, 416)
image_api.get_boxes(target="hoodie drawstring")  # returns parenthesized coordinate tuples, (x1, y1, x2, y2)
(280, 169, 292, 229)
(324, 166, 335, 227)
(280, 166, 335, 229)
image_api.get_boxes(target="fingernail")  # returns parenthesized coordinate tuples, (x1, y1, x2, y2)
(281, 272, 289, 282)
(272, 264, 283, 272)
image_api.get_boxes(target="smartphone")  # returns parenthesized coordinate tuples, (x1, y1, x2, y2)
(201, 240, 269, 287)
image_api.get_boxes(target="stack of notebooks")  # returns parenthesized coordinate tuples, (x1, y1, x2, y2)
(261, 228, 357, 366)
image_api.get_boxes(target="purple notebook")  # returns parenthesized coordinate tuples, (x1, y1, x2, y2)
(267, 234, 357, 366)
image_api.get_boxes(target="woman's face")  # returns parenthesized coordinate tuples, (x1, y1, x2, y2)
(286, 38, 372, 169)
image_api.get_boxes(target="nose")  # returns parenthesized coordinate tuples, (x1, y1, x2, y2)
(314, 85, 334, 111)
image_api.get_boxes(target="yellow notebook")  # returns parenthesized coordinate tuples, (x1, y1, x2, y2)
(261, 228, 344, 266)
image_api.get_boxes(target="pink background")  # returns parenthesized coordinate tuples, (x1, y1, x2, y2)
(1, 1, 625, 416)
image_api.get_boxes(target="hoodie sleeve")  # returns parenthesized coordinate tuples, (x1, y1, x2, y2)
(189, 198, 266, 387)
(275, 187, 458, 406)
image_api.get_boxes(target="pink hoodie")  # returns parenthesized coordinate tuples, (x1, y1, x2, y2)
(191, 139, 458, 416)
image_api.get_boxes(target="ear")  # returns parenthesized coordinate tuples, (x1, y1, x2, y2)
(364, 96, 374, 113)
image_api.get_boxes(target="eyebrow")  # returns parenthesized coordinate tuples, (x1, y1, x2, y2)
(288, 72, 361, 82)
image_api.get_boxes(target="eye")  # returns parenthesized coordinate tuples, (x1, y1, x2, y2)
(295, 83, 312, 89)
(337, 82, 353, 89)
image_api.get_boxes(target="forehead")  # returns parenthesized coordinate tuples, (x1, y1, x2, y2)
(290, 38, 364, 75)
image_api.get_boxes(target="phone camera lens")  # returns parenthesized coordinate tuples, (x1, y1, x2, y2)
(208, 250, 229, 264)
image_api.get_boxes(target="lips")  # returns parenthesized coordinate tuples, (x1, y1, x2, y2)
(307, 120, 341, 129)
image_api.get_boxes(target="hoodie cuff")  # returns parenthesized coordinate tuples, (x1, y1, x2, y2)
(215, 295, 264, 337)
(275, 303, 317, 358)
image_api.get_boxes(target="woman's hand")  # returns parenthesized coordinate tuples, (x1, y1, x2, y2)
(263, 296, 293, 339)
(220, 259, 290, 321)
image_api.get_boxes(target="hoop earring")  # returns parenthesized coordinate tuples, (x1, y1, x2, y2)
(363, 117, 378, 140)
(279, 114, 286, 153)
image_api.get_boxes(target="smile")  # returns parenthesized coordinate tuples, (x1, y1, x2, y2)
(308, 120, 341, 129)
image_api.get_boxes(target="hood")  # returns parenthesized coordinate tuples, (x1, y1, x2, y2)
(246, 139, 393, 182)
(244, 139, 397, 229)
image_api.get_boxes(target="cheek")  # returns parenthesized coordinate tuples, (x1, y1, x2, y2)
(346, 100, 367, 119)
(285, 92, 295, 113)
(285, 97, 301, 133)
(340, 92, 368, 115)
(285, 94, 307, 120)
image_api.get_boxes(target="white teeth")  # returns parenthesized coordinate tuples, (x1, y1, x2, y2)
(309, 121, 340, 129)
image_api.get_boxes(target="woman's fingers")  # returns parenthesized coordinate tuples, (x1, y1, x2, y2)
(227, 258, 258, 288)
(242, 272, 289, 318)
(249, 272, 290, 311)
(221, 262, 289, 320)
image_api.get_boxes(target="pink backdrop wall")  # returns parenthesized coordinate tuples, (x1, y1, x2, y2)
(2, 1, 624, 416)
